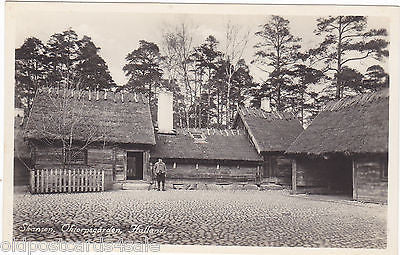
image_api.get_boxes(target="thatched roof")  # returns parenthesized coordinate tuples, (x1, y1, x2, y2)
(234, 107, 304, 154)
(151, 128, 263, 162)
(24, 87, 156, 145)
(286, 89, 389, 155)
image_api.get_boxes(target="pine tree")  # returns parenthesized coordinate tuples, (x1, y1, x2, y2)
(253, 15, 301, 111)
(15, 37, 48, 111)
(123, 40, 163, 104)
(311, 16, 389, 99)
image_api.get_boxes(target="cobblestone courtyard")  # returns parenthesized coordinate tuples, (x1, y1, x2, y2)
(13, 189, 387, 248)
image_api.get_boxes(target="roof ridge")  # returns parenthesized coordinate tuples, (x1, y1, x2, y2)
(37, 86, 148, 104)
(323, 88, 389, 112)
(176, 127, 243, 136)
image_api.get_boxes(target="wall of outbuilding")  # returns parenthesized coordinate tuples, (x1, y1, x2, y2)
(150, 159, 260, 183)
(353, 154, 388, 204)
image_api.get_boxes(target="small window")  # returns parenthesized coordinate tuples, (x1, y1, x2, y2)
(190, 131, 207, 143)
(65, 148, 87, 165)
(192, 133, 203, 139)
(173, 162, 177, 169)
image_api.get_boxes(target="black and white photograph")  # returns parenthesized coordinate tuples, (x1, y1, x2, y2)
(3, 2, 399, 254)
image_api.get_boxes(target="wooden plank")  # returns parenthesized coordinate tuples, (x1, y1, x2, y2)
(40, 169, 44, 193)
(85, 169, 89, 192)
(50, 169, 54, 193)
(60, 169, 62, 192)
(73, 169, 76, 192)
(92, 169, 95, 191)
(352, 159, 357, 200)
(90, 169, 93, 191)
(82, 169, 85, 192)
(45, 169, 49, 193)
(63, 169, 66, 193)
(68, 169, 72, 193)
(97, 170, 101, 191)
(292, 159, 297, 194)
(80, 169, 83, 192)
(36, 170, 40, 193)
(102, 170, 105, 191)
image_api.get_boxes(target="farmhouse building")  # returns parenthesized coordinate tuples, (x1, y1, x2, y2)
(24, 87, 156, 191)
(286, 89, 389, 203)
(233, 100, 304, 186)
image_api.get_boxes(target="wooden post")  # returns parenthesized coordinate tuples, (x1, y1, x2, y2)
(45, 169, 49, 193)
(63, 169, 67, 193)
(102, 170, 105, 191)
(36, 170, 40, 193)
(50, 169, 54, 193)
(90, 169, 93, 191)
(40, 169, 44, 193)
(292, 159, 297, 194)
(58, 169, 62, 193)
(352, 159, 357, 201)
(85, 170, 88, 192)
(81, 169, 84, 192)
(68, 169, 72, 193)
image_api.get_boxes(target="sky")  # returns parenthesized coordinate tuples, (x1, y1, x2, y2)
(14, 4, 389, 86)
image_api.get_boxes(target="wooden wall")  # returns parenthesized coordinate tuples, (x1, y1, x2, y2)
(33, 146, 64, 168)
(114, 148, 126, 181)
(14, 158, 31, 186)
(30, 141, 151, 184)
(150, 161, 258, 183)
(353, 155, 388, 203)
(262, 154, 292, 186)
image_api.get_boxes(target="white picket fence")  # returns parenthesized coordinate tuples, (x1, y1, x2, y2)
(30, 168, 113, 194)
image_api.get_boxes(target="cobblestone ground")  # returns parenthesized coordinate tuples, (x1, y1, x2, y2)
(13, 190, 387, 248)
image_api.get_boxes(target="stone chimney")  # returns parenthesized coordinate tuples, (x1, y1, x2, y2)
(261, 97, 271, 112)
(157, 90, 174, 134)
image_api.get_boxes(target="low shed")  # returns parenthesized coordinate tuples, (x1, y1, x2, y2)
(286, 89, 389, 203)
(151, 128, 263, 183)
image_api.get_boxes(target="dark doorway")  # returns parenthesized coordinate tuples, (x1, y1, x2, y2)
(127, 152, 143, 180)
(328, 155, 353, 196)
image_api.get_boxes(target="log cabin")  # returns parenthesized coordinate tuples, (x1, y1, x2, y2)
(23, 87, 156, 192)
(232, 100, 304, 187)
(151, 91, 263, 184)
(286, 88, 389, 203)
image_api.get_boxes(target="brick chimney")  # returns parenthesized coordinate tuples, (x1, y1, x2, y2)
(157, 90, 174, 134)
(261, 97, 271, 112)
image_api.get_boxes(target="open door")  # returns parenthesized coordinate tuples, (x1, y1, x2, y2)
(127, 152, 143, 180)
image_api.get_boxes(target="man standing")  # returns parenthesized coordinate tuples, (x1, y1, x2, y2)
(154, 158, 167, 191)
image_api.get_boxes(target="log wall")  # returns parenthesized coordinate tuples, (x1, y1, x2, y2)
(30, 142, 151, 184)
(151, 161, 258, 183)
(262, 154, 292, 185)
(353, 155, 388, 203)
